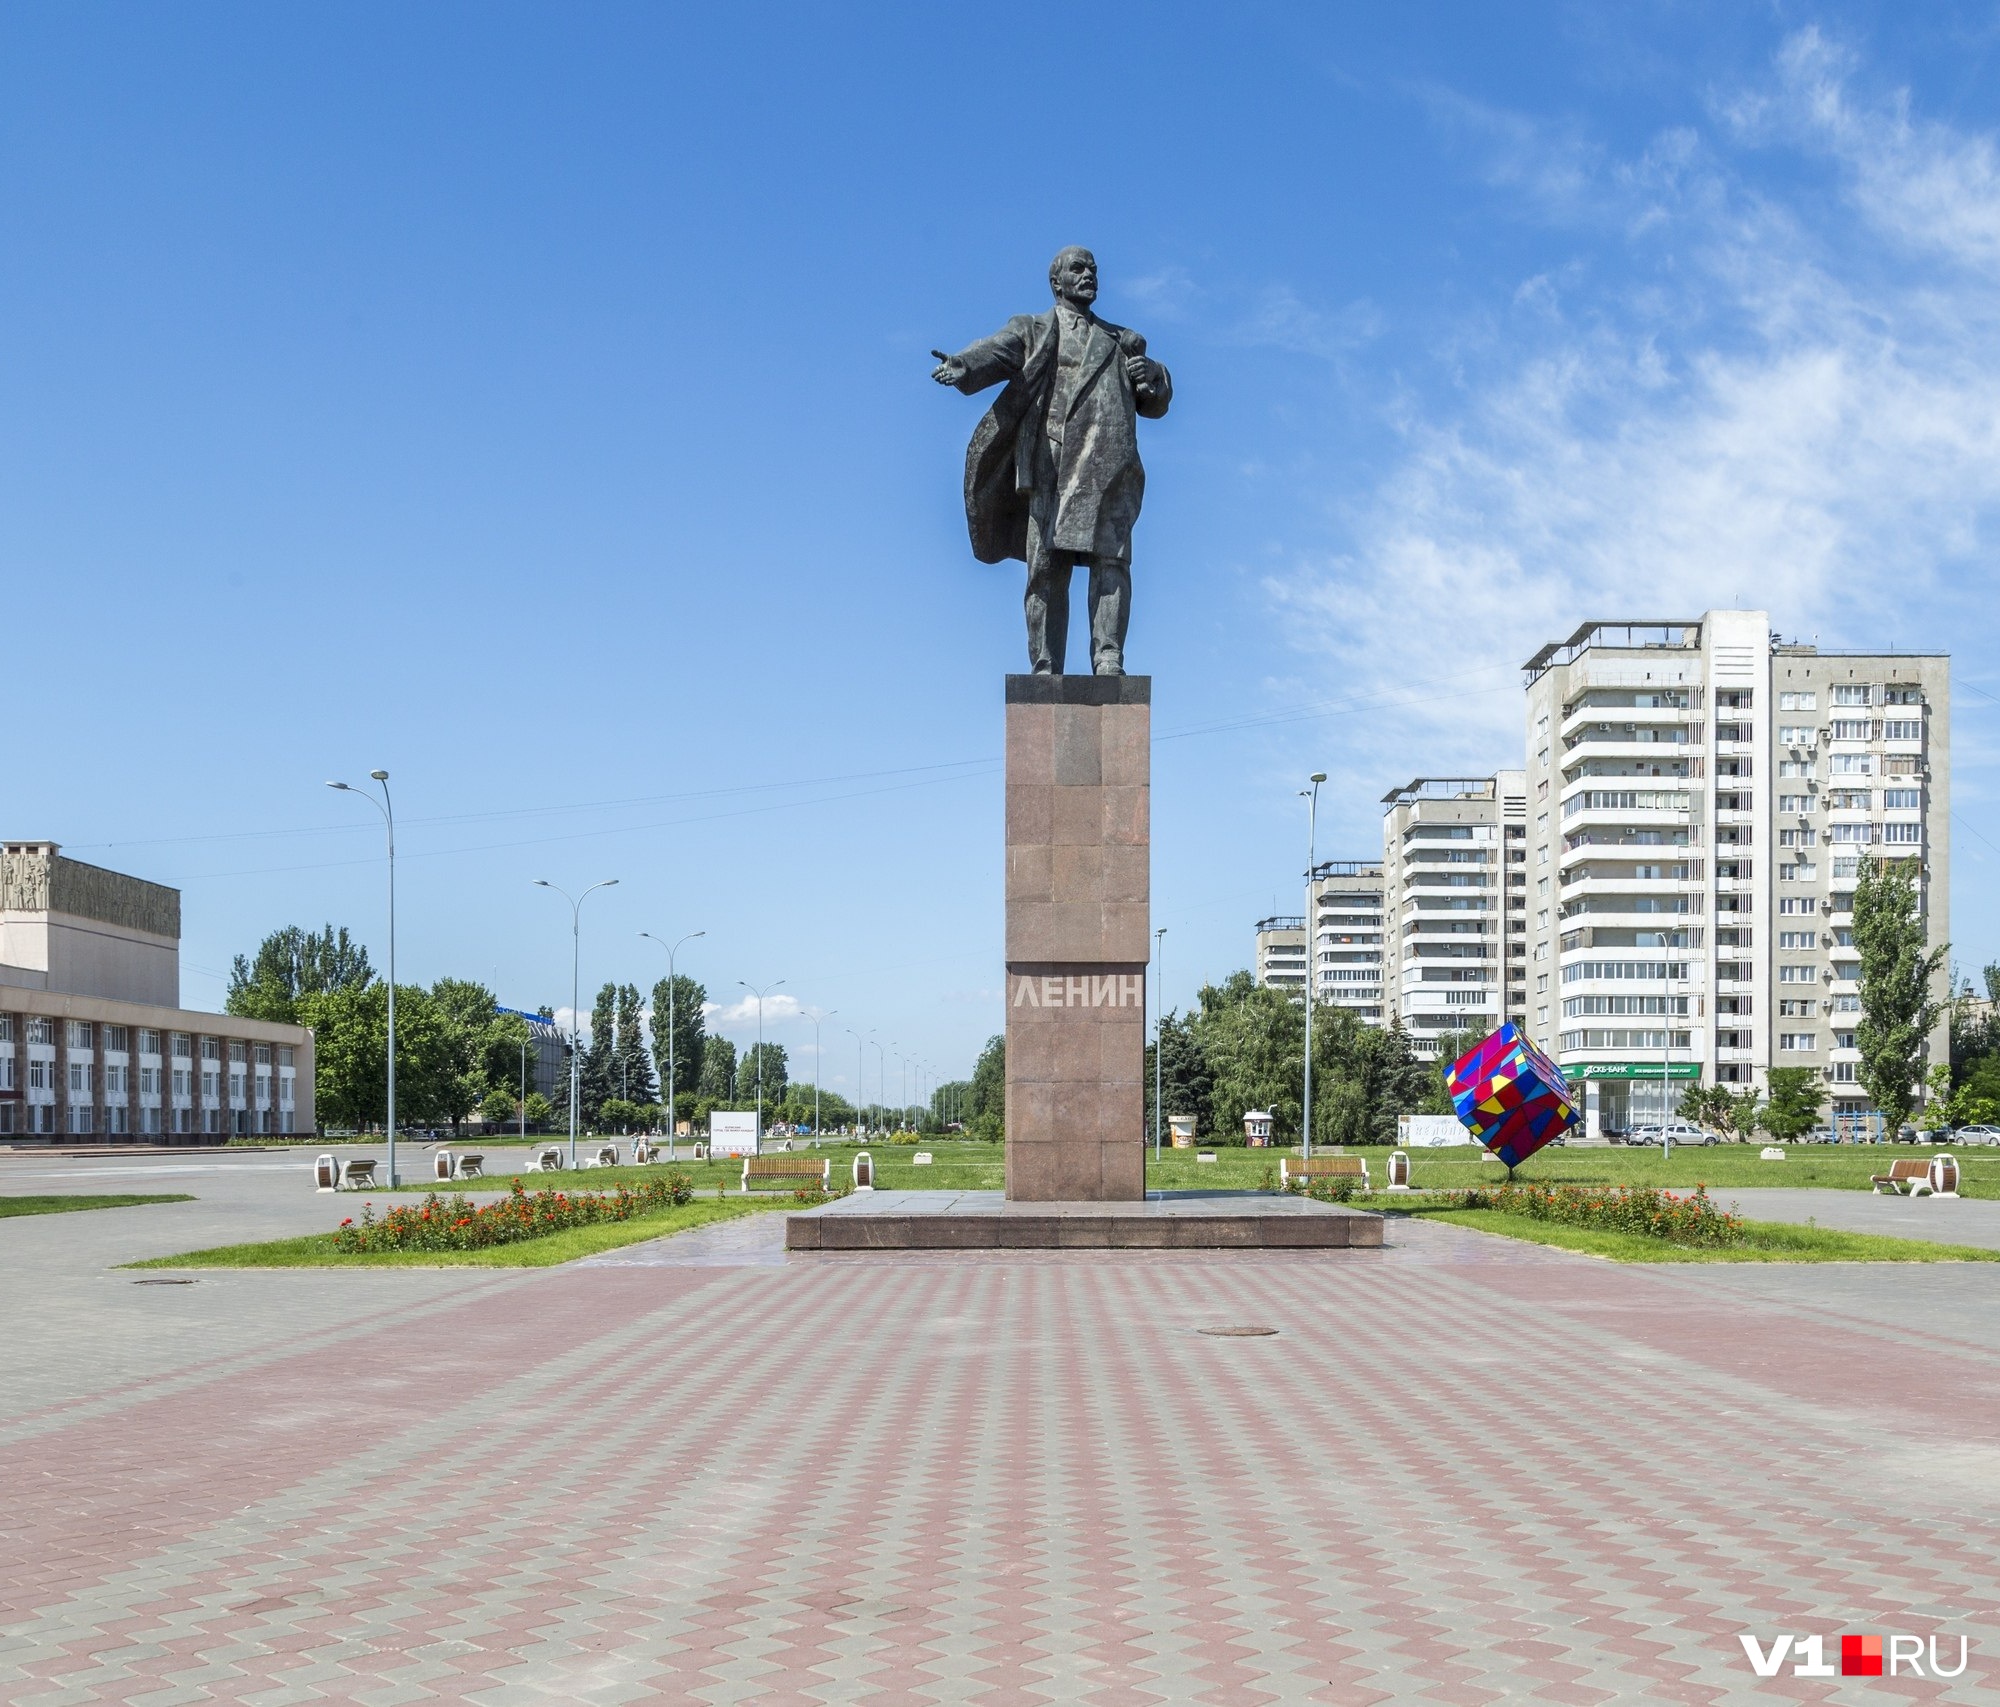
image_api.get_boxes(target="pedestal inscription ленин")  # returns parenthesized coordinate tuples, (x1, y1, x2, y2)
(1004, 674, 1148, 1201)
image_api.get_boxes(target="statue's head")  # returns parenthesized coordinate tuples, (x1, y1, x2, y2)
(1048, 246, 1098, 307)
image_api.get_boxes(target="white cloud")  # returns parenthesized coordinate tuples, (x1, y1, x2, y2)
(1277, 28, 2000, 808)
(709, 991, 803, 1029)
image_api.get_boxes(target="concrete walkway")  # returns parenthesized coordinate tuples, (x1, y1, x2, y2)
(1707, 1183, 2000, 1249)
(4, 1151, 1999, 1702)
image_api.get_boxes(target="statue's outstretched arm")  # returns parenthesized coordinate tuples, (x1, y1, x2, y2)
(930, 317, 1033, 395)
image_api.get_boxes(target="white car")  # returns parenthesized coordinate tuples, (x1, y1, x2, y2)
(1625, 1122, 1717, 1148)
(1951, 1124, 2000, 1147)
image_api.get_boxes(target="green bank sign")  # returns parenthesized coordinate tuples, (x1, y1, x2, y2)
(1564, 1061, 1702, 1081)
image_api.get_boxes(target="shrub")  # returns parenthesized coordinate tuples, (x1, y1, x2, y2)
(1458, 1180, 1741, 1247)
(332, 1173, 695, 1254)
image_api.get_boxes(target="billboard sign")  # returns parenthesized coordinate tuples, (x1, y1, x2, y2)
(708, 1109, 760, 1155)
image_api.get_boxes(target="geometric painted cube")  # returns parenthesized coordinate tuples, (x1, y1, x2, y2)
(1443, 1024, 1579, 1169)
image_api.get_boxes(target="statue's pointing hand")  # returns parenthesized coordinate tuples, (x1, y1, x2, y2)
(930, 349, 968, 388)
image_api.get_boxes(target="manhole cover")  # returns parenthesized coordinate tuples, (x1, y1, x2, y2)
(133, 1278, 196, 1285)
(1198, 1325, 1277, 1337)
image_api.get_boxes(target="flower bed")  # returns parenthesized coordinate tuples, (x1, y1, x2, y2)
(1456, 1180, 1741, 1247)
(333, 1174, 695, 1254)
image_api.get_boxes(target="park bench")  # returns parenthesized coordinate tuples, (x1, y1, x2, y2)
(1872, 1158, 1933, 1196)
(337, 1158, 377, 1190)
(584, 1144, 620, 1168)
(741, 1154, 830, 1193)
(1280, 1154, 1369, 1192)
(524, 1146, 564, 1173)
(455, 1153, 484, 1179)
(631, 1139, 660, 1164)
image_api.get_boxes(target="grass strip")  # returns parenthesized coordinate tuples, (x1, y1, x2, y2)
(124, 1199, 780, 1269)
(1, 1194, 195, 1219)
(1407, 1206, 2000, 1263)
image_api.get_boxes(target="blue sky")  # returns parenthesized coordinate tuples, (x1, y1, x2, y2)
(8, 2, 2000, 1097)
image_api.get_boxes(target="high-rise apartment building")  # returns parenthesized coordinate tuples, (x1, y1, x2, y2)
(1253, 916, 1308, 992)
(1379, 776, 1528, 1055)
(1521, 612, 1948, 1138)
(1309, 861, 1385, 1021)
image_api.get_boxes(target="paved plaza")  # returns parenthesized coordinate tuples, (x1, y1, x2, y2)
(3, 1152, 1998, 1703)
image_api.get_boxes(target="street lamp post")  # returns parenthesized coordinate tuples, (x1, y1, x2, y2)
(846, 1028, 868, 1135)
(739, 980, 785, 1150)
(519, 1037, 528, 1144)
(535, 878, 619, 1168)
(871, 1039, 886, 1134)
(1154, 926, 1167, 1170)
(1301, 773, 1327, 1160)
(800, 1009, 836, 1145)
(326, 772, 398, 1185)
(641, 930, 705, 1160)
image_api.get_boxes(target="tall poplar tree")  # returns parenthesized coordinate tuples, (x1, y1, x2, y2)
(1854, 855, 1947, 1133)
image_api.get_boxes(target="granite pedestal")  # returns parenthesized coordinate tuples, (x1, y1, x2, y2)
(1003, 674, 1150, 1201)
(785, 1190, 1385, 1251)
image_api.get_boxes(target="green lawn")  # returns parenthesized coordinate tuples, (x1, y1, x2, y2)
(369, 1137, 2000, 1200)
(1, 1193, 194, 1218)
(124, 1198, 781, 1269)
(1395, 1204, 2000, 1263)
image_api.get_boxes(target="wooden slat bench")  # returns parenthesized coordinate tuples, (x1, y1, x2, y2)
(1872, 1157, 1931, 1195)
(1280, 1154, 1369, 1192)
(455, 1153, 484, 1179)
(584, 1144, 619, 1168)
(524, 1146, 564, 1173)
(741, 1155, 831, 1193)
(337, 1158, 377, 1190)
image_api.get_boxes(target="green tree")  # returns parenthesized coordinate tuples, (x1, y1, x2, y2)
(298, 980, 449, 1133)
(522, 1090, 553, 1132)
(736, 1041, 789, 1108)
(1144, 1009, 1215, 1139)
(429, 978, 505, 1138)
(1757, 1068, 1826, 1141)
(697, 1035, 738, 1101)
(598, 1097, 643, 1133)
(965, 1034, 1005, 1139)
(479, 1085, 517, 1128)
(1854, 855, 1948, 1133)
(648, 975, 707, 1105)
(227, 924, 374, 1023)
(1678, 1083, 1733, 1132)
(1188, 973, 1303, 1140)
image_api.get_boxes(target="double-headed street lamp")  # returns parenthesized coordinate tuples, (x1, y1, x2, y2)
(641, 929, 705, 1159)
(535, 877, 618, 1168)
(1301, 772, 1327, 1161)
(739, 980, 785, 1149)
(326, 771, 398, 1185)
(846, 1027, 870, 1135)
(799, 1007, 836, 1144)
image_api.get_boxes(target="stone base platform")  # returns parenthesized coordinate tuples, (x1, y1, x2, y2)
(785, 1189, 1383, 1252)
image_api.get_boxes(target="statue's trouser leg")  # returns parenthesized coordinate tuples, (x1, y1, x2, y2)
(1088, 560, 1131, 675)
(1025, 551, 1073, 674)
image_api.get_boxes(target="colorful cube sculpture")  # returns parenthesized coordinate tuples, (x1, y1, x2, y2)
(1444, 1024, 1578, 1167)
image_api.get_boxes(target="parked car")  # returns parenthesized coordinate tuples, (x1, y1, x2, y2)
(1625, 1121, 1716, 1148)
(1952, 1124, 2000, 1147)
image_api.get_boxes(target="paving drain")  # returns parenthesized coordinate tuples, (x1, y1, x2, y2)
(133, 1278, 196, 1285)
(1198, 1325, 1278, 1337)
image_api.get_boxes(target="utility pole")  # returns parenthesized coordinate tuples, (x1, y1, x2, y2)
(1301, 774, 1326, 1161)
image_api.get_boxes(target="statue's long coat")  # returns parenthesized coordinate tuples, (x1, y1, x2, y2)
(948, 309, 1172, 566)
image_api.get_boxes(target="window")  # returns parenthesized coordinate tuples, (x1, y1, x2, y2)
(1779, 828, 1816, 847)
(1779, 725, 1816, 744)
(1883, 822, 1922, 844)
(1779, 896, 1814, 914)
(1833, 684, 1871, 706)
(1779, 1033, 1817, 1051)
(1830, 823, 1873, 844)
(1884, 788, 1921, 809)
(201, 1070, 219, 1099)
(254, 1044, 271, 1066)
(1779, 862, 1818, 881)
(1717, 690, 1753, 709)
(29, 1059, 50, 1090)
(0, 1056, 11, 1091)
(172, 1067, 191, 1096)
(1883, 719, 1923, 740)
(1778, 760, 1812, 778)
(280, 1046, 295, 1069)
(228, 1070, 245, 1100)
(67, 1021, 93, 1049)
(1830, 753, 1874, 775)
(1833, 1062, 1858, 1083)
(1562, 995, 1687, 1016)
(228, 1041, 247, 1065)
(1537, 747, 1549, 769)
(27, 1017, 53, 1045)
(1779, 964, 1819, 983)
(1833, 856, 1861, 878)
(200, 1038, 220, 1062)
(1828, 789, 1871, 810)
(1883, 685, 1922, 705)
(104, 1025, 128, 1052)
(140, 1065, 160, 1095)
(138, 1028, 161, 1055)
(1560, 960, 1689, 983)
(68, 1061, 88, 1093)
(1777, 794, 1813, 813)
(1832, 993, 1860, 1013)
(104, 1064, 127, 1094)
(171, 1033, 191, 1059)
(1830, 719, 1872, 741)
(1778, 931, 1816, 948)
(1778, 998, 1815, 1016)
(1779, 691, 1817, 711)
(1834, 1030, 1857, 1049)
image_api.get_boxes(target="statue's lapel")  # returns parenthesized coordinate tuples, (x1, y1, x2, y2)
(1065, 317, 1121, 417)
